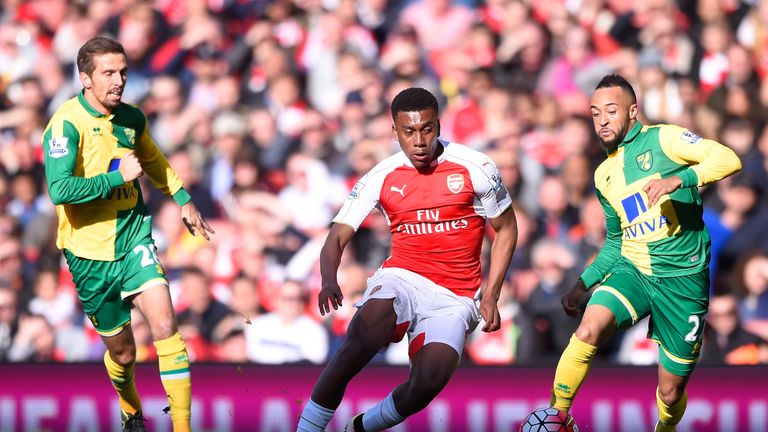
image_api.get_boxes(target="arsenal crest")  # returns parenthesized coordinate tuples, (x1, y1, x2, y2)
(447, 174, 464, 194)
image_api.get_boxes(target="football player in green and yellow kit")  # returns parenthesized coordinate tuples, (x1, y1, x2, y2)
(42, 37, 214, 432)
(549, 74, 741, 432)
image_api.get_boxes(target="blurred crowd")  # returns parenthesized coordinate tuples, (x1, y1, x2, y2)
(0, 0, 767, 367)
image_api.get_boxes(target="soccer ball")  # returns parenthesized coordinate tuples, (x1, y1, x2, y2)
(519, 407, 579, 432)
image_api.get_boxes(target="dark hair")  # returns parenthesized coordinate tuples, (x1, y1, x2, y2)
(180, 266, 209, 283)
(77, 37, 126, 76)
(595, 74, 637, 104)
(390, 87, 438, 120)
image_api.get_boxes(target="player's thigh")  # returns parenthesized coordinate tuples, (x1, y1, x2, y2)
(650, 269, 709, 377)
(354, 269, 419, 345)
(122, 241, 168, 300)
(64, 250, 130, 337)
(587, 261, 653, 331)
(409, 313, 472, 363)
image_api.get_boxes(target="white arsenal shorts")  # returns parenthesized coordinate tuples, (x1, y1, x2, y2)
(357, 267, 481, 359)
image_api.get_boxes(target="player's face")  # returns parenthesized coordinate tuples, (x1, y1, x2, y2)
(393, 108, 441, 171)
(590, 86, 637, 153)
(80, 52, 127, 114)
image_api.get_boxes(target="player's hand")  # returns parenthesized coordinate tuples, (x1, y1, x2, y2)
(480, 296, 501, 332)
(318, 282, 343, 316)
(642, 176, 682, 207)
(561, 279, 588, 318)
(181, 203, 215, 240)
(118, 151, 144, 182)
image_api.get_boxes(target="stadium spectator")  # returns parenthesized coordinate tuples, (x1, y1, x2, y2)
(700, 291, 768, 365)
(7, 313, 55, 362)
(732, 252, 768, 325)
(703, 174, 761, 282)
(227, 275, 263, 324)
(569, 194, 606, 272)
(208, 110, 250, 202)
(27, 268, 75, 328)
(517, 239, 579, 364)
(533, 175, 580, 242)
(0, 235, 29, 309)
(245, 279, 328, 365)
(0, 286, 19, 361)
(176, 266, 230, 344)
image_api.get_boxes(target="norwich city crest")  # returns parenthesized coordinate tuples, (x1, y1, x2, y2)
(636, 150, 653, 172)
(124, 128, 135, 146)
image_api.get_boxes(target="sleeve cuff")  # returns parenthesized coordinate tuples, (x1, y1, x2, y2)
(106, 171, 125, 188)
(676, 168, 699, 188)
(580, 268, 602, 289)
(172, 187, 192, 206)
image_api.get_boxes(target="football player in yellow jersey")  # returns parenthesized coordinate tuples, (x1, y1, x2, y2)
(42, 37, 214, 431)
(548, 74, 741, 431)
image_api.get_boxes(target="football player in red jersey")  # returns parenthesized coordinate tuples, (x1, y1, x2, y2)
(297, 87, 519, 432)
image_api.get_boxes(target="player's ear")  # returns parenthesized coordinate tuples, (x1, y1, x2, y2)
(80, 72, 92, 89)
(392, 123, 399, 143)
(436, 119, 441, 136)
(629, 103, 638, 120)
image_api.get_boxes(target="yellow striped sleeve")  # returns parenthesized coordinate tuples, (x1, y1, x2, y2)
(134, 113, 185, 198)
(658, 124, 742, 188)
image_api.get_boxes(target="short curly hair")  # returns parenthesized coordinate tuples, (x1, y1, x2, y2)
(390, 87, 438, 120)
(595, 73, 637, 104)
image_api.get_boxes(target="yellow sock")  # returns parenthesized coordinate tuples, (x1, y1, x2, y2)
(551, 334, 597, 412)
(155, 332, 191, 432)
(104, 351, 142, 415)
(655, 388, 687, 432)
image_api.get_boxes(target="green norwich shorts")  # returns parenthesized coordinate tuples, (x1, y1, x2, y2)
(64, 241, 167, 337)
(588, 259, 709, 376)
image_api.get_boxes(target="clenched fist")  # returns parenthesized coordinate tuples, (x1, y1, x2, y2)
(118, 151, 144, 182)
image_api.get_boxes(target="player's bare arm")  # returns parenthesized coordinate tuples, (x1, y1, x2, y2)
(318, 223, 355, 315)
(480, 205, 518, 332)
(643, 176, 683, 208)
(181, 202, 215, 240)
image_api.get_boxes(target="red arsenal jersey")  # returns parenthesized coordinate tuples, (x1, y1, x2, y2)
(334, 140, 512, 297)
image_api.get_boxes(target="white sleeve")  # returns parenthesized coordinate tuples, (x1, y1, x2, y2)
(469, 155, 512, 219)
(332, 169, 384, 230)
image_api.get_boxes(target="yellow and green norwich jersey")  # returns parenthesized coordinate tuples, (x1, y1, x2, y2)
(581, 122, 742, 287)
(43, 92, 191, 261)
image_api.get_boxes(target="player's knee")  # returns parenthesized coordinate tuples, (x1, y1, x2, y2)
(110, 346, 137, 366)
(573, 325, 600, 346)
(150, 316, 177, 341)
(408, 368, 451, 399)
(658, 383, 684, 406)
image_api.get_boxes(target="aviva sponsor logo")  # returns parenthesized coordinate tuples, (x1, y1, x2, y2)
(621, 192, 670, 239)
(107, 185, 136, 200)
(624, 215, 670, 239)
(621, 192, 647, 223)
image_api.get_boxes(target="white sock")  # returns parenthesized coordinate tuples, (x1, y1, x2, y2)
(361, 392, 405, 432)
(297, 399, 335, 432)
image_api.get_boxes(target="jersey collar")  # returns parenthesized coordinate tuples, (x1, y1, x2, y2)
(77, 90, 107, 118)
(434, 138, 449, 164)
